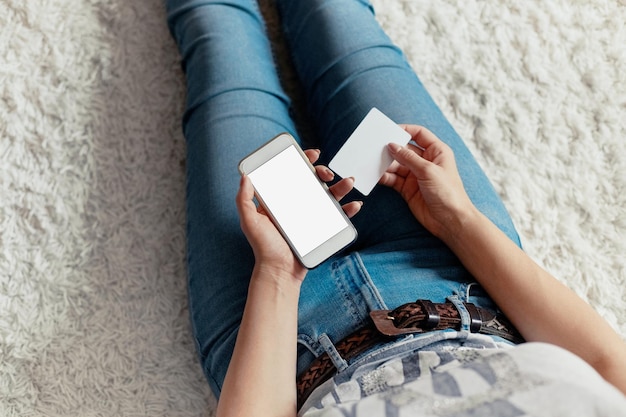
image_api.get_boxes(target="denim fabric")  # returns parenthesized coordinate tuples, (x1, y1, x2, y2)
(165, 0, 521, 397)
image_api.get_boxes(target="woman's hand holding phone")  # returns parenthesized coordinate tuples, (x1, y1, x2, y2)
(237, 147, 361, 282)
(237, 174, 307, 282)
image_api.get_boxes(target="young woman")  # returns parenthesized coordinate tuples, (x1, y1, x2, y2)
(165, 0, 626, 415)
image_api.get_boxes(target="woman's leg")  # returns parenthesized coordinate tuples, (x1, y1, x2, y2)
(166, 0, 298, 396)
(276, 0, 520, 247)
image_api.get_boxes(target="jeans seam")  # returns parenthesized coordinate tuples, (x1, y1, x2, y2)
(352, 251, 388, 311)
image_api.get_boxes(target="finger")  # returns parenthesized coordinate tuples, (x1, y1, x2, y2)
(315, 164, 335, 182)
(380, 160, 411, 190)
(385, 160, 410, 176)
(407, 142, 426, 155)
(380, 170, 417, 196)
(304, 148, 321, 165)
(329, 177, 355, 201)
(342, 201, 363, 219)
(400, 125, 441, 151)
(399, 124, 425, 140)
(379, 171, 404, 189)
(387, 142, 431, 175)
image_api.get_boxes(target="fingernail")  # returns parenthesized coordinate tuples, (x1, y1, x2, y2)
(388, 143, 401, 153)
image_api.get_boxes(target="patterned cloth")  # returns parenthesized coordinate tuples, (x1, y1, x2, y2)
(300, 340, 626, 417)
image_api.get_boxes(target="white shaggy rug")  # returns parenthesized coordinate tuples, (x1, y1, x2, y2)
(1, 0, 624, 415)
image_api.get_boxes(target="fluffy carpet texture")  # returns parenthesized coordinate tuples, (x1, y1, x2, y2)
(0, 0, 624, 415)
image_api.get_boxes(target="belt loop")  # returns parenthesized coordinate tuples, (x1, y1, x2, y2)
(318, 333, 349, 372)
(447, 295, 472, 332)
(465, 282, 480, 300)
(416, 299, 441, 329)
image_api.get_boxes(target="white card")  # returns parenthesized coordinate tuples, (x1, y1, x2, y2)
(329, 108, 411, 196)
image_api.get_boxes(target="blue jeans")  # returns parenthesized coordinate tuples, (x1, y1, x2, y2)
(166, 0, 521, 398)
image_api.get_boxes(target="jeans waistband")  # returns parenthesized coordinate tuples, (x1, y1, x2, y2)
(296, 297, 522, 409)
(296, 248, 500, 377)
(300, 330, 513, 411)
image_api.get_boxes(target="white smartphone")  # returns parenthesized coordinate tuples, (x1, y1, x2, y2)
(238, 133, 357, 269)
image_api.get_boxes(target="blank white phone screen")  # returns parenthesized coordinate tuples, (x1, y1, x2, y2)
(248, 145, 350, 257)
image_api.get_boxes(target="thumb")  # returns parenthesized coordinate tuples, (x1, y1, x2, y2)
(236, 175, 257, 221)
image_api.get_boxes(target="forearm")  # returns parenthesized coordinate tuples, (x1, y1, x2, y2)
(442, 207, 626, 393)
(216, 266, 302, 417)
(382, 129, 626, 392)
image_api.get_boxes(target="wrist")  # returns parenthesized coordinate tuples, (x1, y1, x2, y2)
(252, 262, 307, 287)
(438, 204, 483, 247)
(248, 265, 304, 309)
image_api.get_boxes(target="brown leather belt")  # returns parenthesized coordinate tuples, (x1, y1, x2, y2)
(296, 299, 523, 409)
